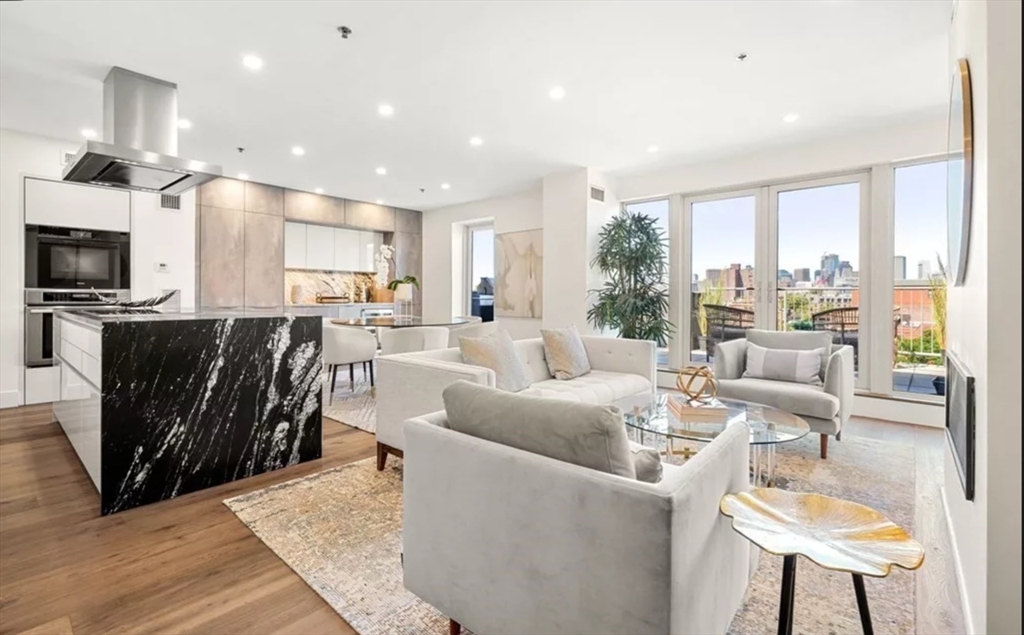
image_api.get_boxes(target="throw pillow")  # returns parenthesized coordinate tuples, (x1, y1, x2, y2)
(743, 341, 825, 385)
(443, 380, 637, 479)
(458, 329, 532, 392)
(628, 441, 663, 483)
(540, 325, 592, 380)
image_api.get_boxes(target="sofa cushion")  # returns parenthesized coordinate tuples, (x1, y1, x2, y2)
(442, 380, 637, 480)
(717, 377, 840, 421)
(628, 440, 663, 483)
(745, 329, 833, 382)
(521, 370, 652, 404)
(459, 329, 532, 392)
(743, 341, 825, 385)
(540, 326, 592, 380)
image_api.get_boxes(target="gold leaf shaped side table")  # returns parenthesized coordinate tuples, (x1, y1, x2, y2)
(720, 488, 924, 635)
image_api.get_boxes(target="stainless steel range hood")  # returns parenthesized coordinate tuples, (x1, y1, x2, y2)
(63, 67, 221, 195)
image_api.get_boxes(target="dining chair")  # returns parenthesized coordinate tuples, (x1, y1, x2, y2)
(380, 326, 449, 356)
(323, 324, 378, 403)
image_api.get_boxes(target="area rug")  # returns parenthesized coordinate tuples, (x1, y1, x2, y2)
(322, 367, 376, 433)
(224, 433, 917, 635)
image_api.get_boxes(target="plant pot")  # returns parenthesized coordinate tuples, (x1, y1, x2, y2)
(933, 376, 946, 396)
(393, 283, 415, 318)
(372, 287, 394, 303)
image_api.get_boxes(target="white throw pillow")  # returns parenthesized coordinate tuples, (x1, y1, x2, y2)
(743, 341, 825, 385)
(459, 329, 532, 392)
(540, 325, 591, 380)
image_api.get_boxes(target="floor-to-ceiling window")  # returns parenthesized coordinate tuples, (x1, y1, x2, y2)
(892, 161, 948, 397)
(466, 225, 494, 320)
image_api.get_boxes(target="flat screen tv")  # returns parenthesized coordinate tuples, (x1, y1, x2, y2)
(945, 351, 975, 501)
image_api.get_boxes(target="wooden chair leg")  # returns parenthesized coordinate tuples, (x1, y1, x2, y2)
(329, 365, 338, 405)
(449, 619, 461, 635)
(349, 363, 355, 389)
(369, 359, 375, 386)
(376, 442, 388, 471)
(820, 434, 829, 460)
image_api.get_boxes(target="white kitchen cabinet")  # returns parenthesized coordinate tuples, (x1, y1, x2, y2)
(284, 222, 307, 268)
(25, 177, 130, 231)
(305, 224, 335, 270)
(333, 228, 361, 272)
(357, 231, 381, 272)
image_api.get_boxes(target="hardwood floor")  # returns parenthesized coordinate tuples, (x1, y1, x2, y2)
(0, 406, 964, 635)
(0, 404, 373, 635)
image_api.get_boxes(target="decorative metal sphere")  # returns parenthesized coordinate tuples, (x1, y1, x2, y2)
(676, 366, 718, 402)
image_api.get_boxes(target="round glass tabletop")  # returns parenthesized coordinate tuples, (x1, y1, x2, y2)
(614, 393, 810, 446)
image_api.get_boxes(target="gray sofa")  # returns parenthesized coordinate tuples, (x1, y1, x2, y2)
(713, 329, 855, 459)
(402, 406, 755, 634)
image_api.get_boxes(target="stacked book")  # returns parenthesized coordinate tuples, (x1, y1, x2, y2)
(667, 395, 730, 422)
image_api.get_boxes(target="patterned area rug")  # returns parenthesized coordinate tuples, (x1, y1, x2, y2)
(322, 367, 376, 433)
(224, 431, 917, 635)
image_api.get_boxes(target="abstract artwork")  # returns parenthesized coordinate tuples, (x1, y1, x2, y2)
(495, 229, 543, 318)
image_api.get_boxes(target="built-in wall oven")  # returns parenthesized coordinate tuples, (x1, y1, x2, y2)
(24, 289, 130, 368)
(25, 225, 130, 291)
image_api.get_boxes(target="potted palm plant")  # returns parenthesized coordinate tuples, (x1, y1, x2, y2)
(587, 211, 674, 345)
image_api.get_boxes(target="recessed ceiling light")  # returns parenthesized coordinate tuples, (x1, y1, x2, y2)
(375, 199, 385, 205)
(242, 54, 263, 71)
(549, 86, 566, 101)
(314, 188, 324, 194)
(441, 183, 451, 190)
(375, 166, 387, 176)
(469, 136, 484, 147)
(378, 103, 395, 117)
(782, 113, 800, 124)
(291, 146, 306, 156)
(237, 173, 250, 180)
(647, 145, 660, 153)
(177, 119, 192, 130)
(80, 128, 97, 139)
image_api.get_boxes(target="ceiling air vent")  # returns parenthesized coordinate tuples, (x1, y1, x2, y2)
(60, 150, 78, 167)
(160, 194, 181, 210)
(589, 186, 606, 202)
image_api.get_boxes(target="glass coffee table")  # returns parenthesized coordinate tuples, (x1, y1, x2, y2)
(614, 393, 810, 487)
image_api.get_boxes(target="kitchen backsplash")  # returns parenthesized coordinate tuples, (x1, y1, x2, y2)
(285, 269, 377, 304)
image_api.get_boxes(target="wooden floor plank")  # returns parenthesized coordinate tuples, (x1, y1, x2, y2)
(0, 405, 370, 635)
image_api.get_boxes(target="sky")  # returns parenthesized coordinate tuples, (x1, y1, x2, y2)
(625, 159, 948, 283)
(472, 227, 495, 280)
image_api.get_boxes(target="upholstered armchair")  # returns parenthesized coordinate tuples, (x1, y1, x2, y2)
(402, 410, 755, 635)
(713, 329, 855, 459)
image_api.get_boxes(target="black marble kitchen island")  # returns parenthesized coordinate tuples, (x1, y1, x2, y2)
(52, 309, 322, 515)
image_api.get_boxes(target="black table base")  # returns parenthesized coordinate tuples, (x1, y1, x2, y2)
(776, 555, 874, 635)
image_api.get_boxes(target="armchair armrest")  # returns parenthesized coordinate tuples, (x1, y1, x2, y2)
(375, 356, 494, 450)
(713, 338, 747, 380)
(580, 336, 656, 387)
(824, 345, 855, 423)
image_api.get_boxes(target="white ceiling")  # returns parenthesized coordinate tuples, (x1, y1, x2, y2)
(0, 1, 951, 210)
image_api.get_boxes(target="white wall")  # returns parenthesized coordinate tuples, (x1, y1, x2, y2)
(422, 187, 543, 340)
(0, 128, 197, 408)
(541, 168, 590, 331)
(944, 1, 1022, 633)
(615, 114, 947, 200)
(130, 191, 196, 309)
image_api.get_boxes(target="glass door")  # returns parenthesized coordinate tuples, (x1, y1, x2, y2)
(682, 190, 769, 366)
(768, 173, 870, 387)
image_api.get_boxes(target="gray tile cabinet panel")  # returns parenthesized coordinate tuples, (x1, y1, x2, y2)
(244, 212, 285, 307)
(390, 231, 422, 282)
(284, 189, 345, 225)
(198, 178, 245, 210)
(244, 181, 284, 216)
(346, 200, 395, 232)
(395, 207, 422, 234)
(199, 206, 245, 308)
